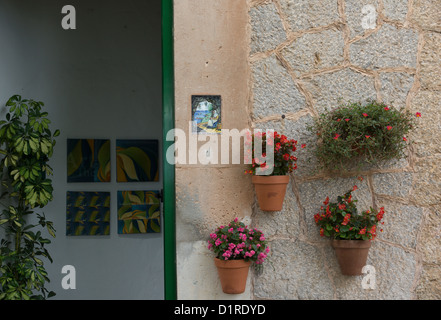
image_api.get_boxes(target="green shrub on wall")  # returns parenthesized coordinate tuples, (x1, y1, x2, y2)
(0, 95, 59, 300)
(308, 100, 418, 172)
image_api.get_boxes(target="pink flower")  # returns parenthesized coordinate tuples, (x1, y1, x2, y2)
(345, 118, 350, 122)
(387, 125, 392, 131)
(363, 113, 368, 117)
(215, 239, 222, 246)
(416, 112, 421, 118)
(403, 137, 407, 141)
(334, 133, 340, 140)
(210, 233, 217, 240)
(365, 135, 370, 139)
(245, 250, 255, 258)
(384, 107, 390, 111)
(222, 250, 232, 260)
(260, 235, 266, 241)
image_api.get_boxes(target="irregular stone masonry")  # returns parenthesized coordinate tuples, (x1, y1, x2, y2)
(248, 0, 440, 299)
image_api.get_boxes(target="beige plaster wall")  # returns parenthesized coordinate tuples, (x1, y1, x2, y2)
(173, 0, 253, 299)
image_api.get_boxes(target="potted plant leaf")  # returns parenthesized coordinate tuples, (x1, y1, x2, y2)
(0, 95, 59, 300)
(207, 218, 270, 294)
(244, 130, 298, 211)
(314, 185, 385, 275)
(307, 100, 419, 172)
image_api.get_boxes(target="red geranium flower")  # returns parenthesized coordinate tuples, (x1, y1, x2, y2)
(341, 213, 351, 226)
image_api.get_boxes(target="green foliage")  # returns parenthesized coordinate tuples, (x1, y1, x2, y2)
(314, 185, 385, 241)
(0, 95, 59, 300)
(307, 100, 418, 172)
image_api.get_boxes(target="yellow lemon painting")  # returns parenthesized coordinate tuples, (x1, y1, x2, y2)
(116, 139, 159, 182)
(117, 190, 161, 234)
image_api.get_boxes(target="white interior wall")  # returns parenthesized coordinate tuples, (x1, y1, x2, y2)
(0, 0, 163, 299)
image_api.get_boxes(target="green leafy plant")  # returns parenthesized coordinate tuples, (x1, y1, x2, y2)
(208, 218, 270, 268)
(0, 95, 59, 300)
(314, 185, 385, 240)
(307, 100, 419, 171)
(244, 130, 299, 176)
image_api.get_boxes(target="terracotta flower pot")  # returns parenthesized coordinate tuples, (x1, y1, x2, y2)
(252, 175, 289, 211)
(332, 239, 371, 276)
(214, 258, 251, 294)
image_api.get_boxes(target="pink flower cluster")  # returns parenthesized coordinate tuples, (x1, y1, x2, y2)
(207, 218, 270, 265)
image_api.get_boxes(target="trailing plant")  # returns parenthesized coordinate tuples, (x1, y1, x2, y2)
(307, 100, 419, 171)
(208, 218, 270, 268)
(0, 95, 59, 300)
(244, 130, 299, 176)
(314, 185, 385, 241)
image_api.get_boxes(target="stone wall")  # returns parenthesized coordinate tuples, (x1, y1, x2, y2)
(249, 0, 440, 299)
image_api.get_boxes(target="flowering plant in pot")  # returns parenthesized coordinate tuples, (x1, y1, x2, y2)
(314, 185, 385, 275)
(244, 130, 299, 211)
(207, 218, 270, 294)
(307, 100, 419, 172)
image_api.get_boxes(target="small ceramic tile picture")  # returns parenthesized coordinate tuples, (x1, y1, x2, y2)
(117, 190, 161, 234)
(66, 191, 111, 236)
(116, 139, 159, 182)
(191, 95, 222, 134)
(67, 139, 111, 182)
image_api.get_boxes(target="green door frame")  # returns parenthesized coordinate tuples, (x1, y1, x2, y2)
(162, 0, 177, 300)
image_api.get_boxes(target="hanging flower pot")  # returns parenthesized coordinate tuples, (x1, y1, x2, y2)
(214, 258, 251, 294)
(244, 130, 300, 212)
(331, 240, 371, 275)
(252, 175, 289, 211)
(314, 184, 386, 276)
(208, 218, 270, 294)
